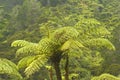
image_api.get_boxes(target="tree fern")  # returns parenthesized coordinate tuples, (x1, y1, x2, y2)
(11, 26, 115, 80)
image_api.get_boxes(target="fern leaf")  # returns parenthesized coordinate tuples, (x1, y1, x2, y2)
(61, 40, 84, 51)
(0, 58, 22, 79)
(11, 40, 31, 47)
(84, 38, 115, 50)
(61, 40, 71, 51)
(92, 73, 120, 80)
(52, 27, 79, 44)
(72, 40, 85, 49)
(16, 43, 39, 57)
(18, 56, 37, 69)
(38, 38, 54, 55)
(24, 55, 47, 77)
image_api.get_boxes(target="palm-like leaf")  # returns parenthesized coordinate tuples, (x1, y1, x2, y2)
(60, 40, 85, 51)
(91, 73, 120, 80)
(11, 40, 31, 47)
(84, 38, 115, 50)
(14, 38, 55, 57)
(0, 58, 22, 79)
(16, 43, 39, 57)
(24, 55, 47, 77)
(52, 27, 79, 45)
(18, 56, 37, 69)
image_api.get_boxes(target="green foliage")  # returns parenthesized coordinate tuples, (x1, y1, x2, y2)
(0, 0, 119, 80)
(24, 55, 47, 78)
(105, 64, 120, 76)
(60, 40, 84, 51)
(11, 27, 81, 78)
(11, 40, 31, 47)
(82, 51, 103, 68)
(12, 41, 38, 57)
(52, 27, 79, 45)
(91, 73, 120, 80)
(75, 16, 110, 39)
(0, 58, 22, 79)
(17, 55, 48, 78)
(84, 38, 115, 50)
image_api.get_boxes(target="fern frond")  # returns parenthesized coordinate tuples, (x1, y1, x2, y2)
(0, 58, 22, 79)
(24, 55, 47, 77)
(16, 43, 39, 57)
(84, 38, 115, 50)
(83, 51, 103, 68)
(38, 38, 54, 55)
(91, 73, 120, 80)
(18, 56, 37, 69)
(94, 27, 110, 37)
(71, 40, 85, 49)
(75, 16, 100, 28)
(52, 27, 79, 45)
(61, 40, 71, 51)
(15, 38, 55, 57)
(11, 40, 31, 47)
(61, 40, 84, 51)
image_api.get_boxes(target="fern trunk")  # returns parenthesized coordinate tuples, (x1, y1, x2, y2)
(54, 62, 62, 80)
(65, 55, 69, 80)
(51, 51, 62, 80)
(49, 67, 53, 80)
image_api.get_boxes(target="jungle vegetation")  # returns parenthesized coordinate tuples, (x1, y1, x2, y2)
(0, 0, 120, 80)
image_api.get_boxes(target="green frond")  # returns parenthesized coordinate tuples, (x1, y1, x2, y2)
(61, 40, 85, 51)
(94, 27, 110, 37)
(60, 40, 71, 51)
(18, 56, 37, 69)
(75, 16, 101, 28)
(52, 27, 79, 45)
(15, 38, 54, 57)
(71, 40, 85, 49)
(11, 40, 31, 47)
(16, 43, 39, 57)
(75, 17, 100, 32)
(84, 38, 115, 50)
(0, 58, 22, 79)
(24, 55, 47, 77)
(39, 38, 54, 48)
(91, 73, 120, 80)
(38, 38, 55, 55)
(75, 17, 110, 38)
(83, 51, 103, 68)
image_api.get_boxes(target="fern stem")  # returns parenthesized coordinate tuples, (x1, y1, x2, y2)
(65, 54, 69, 80)
(54, 62, 62, 80)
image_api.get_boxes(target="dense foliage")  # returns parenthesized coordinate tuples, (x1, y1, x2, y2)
(0, 0, 120, 80)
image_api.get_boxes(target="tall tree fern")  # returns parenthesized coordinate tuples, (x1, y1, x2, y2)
(11, 25, 115, 80)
